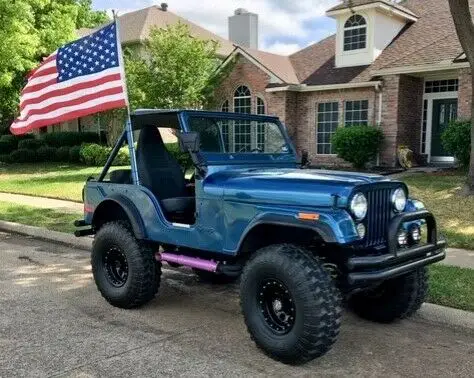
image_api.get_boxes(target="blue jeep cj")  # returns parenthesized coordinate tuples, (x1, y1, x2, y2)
(75, 110, 446, 364)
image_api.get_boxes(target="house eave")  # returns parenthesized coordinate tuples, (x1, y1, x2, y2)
(372, 62, 471, 77)
(326, 2, 418, 22)
(266, 81, 382, 93)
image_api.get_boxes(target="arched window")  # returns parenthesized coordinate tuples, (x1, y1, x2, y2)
(221, 100, 229, 112)
(344, 15, 367, 51)
(233, 86, 252, 152)
(256, 97, 266, 151)
(220, 100, 230, 151)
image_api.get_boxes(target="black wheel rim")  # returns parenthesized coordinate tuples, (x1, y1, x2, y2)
(103, 247, 129, 287)
(258, 279, 296, 334)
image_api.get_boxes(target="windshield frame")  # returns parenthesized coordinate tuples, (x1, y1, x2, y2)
(180, 111, 297, 165)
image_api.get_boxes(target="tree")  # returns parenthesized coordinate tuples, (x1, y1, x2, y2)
(449, 0, 474, 193)
(0, 0, 109, 134)
(124, 23, 223, 111)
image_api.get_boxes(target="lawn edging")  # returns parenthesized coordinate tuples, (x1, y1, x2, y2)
(0, 220, 91, 251)
(415, 303, 474, 332)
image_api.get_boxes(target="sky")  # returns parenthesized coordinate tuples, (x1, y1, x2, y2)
(91, 0, 340, 55)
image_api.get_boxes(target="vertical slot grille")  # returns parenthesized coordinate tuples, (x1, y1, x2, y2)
(364, 188, 393, 247)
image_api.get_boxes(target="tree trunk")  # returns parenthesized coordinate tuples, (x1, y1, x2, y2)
(449, 0, 474, 194)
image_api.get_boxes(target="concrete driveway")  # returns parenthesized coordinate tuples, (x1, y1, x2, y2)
(0, 232, 473, 377)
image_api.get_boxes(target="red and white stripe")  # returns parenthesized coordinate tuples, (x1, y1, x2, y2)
(10, 51, 128, 135)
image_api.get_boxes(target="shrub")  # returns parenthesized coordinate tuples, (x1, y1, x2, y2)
(0, 154, 11, 163)
(10, 149, 36, 163)
(56, 146, 71, 162)
(442, 120, 471, 167)
(0, 135, 19, 150)
(69, 146, 81, 163)
(41, 132, 103, 147)
(332, 125, 384, 169)
(36, 146, 57, 162)
(0, 140, 15, 154)
(80, 143, 108, 166)
(18, 138, 46, 150)
(114, 147, 130, 166)
(166, 143, 193, 170)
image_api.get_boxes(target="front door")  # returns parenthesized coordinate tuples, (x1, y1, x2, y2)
(431, 99, 458, 158)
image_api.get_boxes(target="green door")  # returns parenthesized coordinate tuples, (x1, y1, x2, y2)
(431, 99, 458, 157)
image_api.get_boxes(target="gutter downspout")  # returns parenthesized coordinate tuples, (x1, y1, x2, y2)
(376, 82, 383, 166)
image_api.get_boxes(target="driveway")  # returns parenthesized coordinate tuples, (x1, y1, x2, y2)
(0, 232, 473, 377)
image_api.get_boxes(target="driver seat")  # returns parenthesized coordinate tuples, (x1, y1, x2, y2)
(136, 127, 195, 222)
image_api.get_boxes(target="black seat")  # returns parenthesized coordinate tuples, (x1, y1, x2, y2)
(136, 127, 195, 222)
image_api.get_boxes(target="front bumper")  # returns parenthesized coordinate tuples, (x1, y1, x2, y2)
(346, 210, 446, 285)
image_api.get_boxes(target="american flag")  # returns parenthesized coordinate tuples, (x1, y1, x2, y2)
(10, 22, 128, 135)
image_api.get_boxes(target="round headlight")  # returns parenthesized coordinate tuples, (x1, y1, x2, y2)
(350, 192, 368, 220)
(392, 188, 407, 212)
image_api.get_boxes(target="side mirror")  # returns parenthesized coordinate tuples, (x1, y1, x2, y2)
(301, 150, 310, 168)
(179, 131, 200, 153)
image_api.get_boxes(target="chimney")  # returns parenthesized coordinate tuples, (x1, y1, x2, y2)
(161, 3, 168, 11)
(228, 8, 258, 49)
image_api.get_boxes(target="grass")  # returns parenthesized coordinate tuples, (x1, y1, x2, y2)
(428, 265, 474, 312)
(0, 201, 80, 233)
(0, 163, 107, 202)
(403, 171, 474, 250)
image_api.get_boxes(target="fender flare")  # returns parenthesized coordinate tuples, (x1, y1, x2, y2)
(92, 194, 146, 239)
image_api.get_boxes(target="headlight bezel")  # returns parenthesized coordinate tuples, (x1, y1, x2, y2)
(350, 192, 368, 221)
(392, 188, 407, 212)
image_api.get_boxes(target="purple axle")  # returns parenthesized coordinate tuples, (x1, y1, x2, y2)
(157, 252, 218, 273)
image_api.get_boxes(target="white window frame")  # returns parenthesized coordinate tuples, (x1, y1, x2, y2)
(316, 101, 339, 156)
(343, 15, 367, 52)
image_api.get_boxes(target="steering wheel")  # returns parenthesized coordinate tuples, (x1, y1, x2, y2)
(238, 146, 263, 153)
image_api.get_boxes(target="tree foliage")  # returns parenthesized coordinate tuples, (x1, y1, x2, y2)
(0, 0, 109, 133)
(124, 23, 223, 110)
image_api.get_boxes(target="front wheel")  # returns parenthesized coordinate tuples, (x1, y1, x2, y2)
(91, 222, 161, 309)
(350, 267, 428, 323)
(240, 244, 342, 365)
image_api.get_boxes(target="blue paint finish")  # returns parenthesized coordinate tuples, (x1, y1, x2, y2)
(82, 110, 420, 257)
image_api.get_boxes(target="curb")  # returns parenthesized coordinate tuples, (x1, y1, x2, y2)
(0, 220, 472, 331)
(0, 220, 92, 251)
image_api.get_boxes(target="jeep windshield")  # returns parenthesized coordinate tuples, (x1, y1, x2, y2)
(186, 114, 295, 162)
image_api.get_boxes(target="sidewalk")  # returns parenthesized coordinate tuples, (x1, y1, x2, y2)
(0, 192, 473, 269)
(0, 192, 82, 213)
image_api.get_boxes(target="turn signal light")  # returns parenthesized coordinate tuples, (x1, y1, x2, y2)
(298, 213, 320, 221)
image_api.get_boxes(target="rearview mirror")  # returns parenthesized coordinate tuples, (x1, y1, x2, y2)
(179, 131, 200, 153)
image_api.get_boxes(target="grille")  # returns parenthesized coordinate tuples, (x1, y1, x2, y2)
(364, 187, 394, 247)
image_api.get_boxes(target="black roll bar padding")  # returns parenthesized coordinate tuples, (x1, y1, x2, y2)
(388, 210, 437, 255)
(98, 130, 127, 182)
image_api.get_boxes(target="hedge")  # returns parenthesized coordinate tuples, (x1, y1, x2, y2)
(0, 140, 15, 154)
(18, 139, 46, 150)
(80, 143, 130, 166)
(166, 143, 193, 170)
(69, 146, 81, 163)
(10, 149, 36, 163)
(332, 125, 384, 169)
(36, 146, 58, 162)
(442, 120, 471, 167)
(41, 131, 104, 147)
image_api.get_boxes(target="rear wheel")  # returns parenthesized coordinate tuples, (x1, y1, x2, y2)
(92, 222, 161, 309)
(240, 244, 342, 365)
(350, 267, 428, 323)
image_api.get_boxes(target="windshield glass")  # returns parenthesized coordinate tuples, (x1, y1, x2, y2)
(188, 116, 290, 154)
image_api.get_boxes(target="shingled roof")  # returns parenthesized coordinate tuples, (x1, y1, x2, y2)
(77, 6, 234, 57)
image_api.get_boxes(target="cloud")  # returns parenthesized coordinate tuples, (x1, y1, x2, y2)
(93, 0, 339, 53)
(265, 42, 302, 55)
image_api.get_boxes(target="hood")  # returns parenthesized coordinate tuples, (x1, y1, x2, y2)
(204, 168, 391, 208)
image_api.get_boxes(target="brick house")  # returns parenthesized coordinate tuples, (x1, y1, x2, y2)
(215, 0, 473, 166)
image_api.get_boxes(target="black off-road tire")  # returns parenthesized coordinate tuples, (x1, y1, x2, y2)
(350, 267, 428, 323)
(192, 269, 239, 284)
(240, 244, 342, 365)
(92, 221, 161, 309)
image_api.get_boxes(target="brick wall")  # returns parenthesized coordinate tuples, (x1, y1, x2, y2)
(458, 68, 472, 120)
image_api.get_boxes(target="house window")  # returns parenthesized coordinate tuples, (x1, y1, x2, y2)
(233, 86, 252, 152)
(421, 99, 428, 154)
(221, 100, 230, 151)
(256, 97, 266, 151)
(344, 15, 367, 51)
(425, 79, 459, 93)
(317, 102, 339, 155)
(345, 100, 369, 126)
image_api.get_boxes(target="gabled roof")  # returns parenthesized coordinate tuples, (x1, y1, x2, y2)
(77, 6, 234, 57)
(326, 0, 418, 18)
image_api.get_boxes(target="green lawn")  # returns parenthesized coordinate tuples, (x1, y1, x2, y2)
(403, 171, 474, 250)
(428, 265, 474, 312)
(0, 201, 80, 233)
(0, 163, 107, 202)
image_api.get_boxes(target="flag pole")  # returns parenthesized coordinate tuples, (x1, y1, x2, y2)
(113, 10, 140, 186)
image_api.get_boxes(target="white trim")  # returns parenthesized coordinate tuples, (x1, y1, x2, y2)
(327, 2, 418, 22)
(372, 62, 470, 77)
(266, 81, 382, 93)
